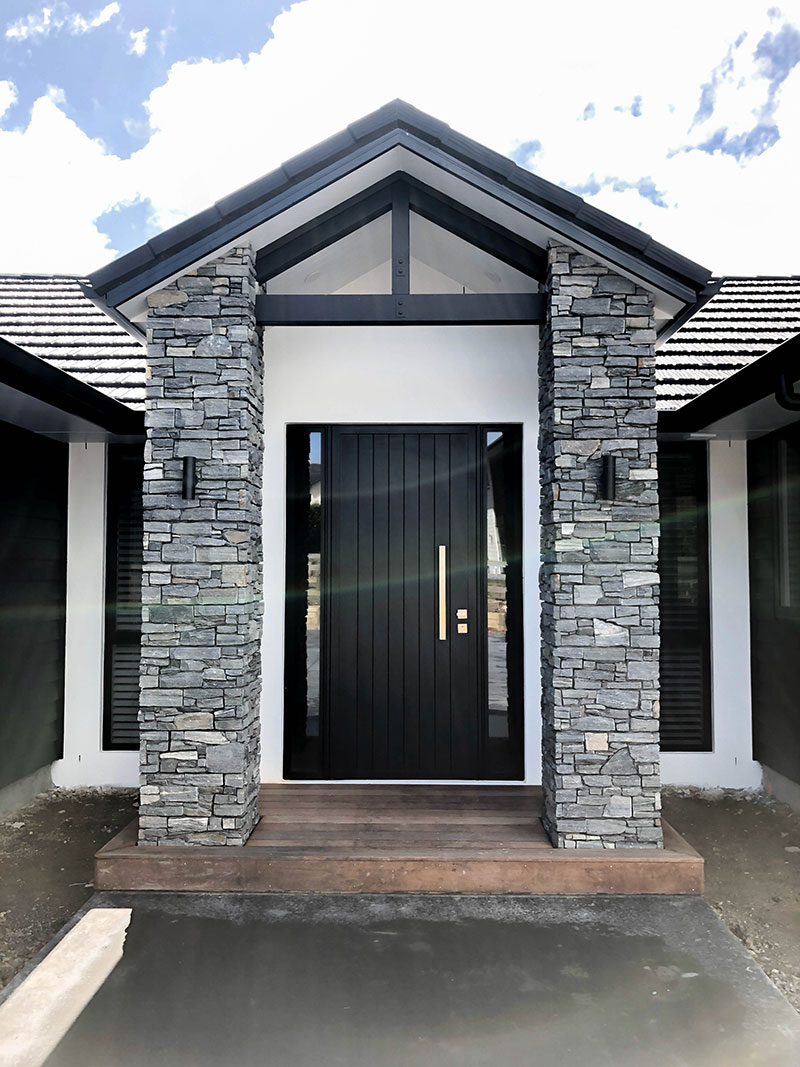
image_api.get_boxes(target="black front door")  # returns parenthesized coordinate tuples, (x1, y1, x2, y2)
(327, 426, 480, 779)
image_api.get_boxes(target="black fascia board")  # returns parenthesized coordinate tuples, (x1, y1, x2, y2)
(91, 132, 404, 308)
(656, 278, 724, 345)
(88, 99, 711, 309)
(76, 281, 145, 340)
(658, 331, 800, 435)
(255, 292, 545, 326)
(0, 335, 144, 435)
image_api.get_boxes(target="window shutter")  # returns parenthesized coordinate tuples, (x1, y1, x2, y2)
(658, 442, 712, 751)
(104, 445, 144, 749)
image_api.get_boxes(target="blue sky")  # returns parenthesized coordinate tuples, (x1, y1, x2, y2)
(0, 1, 799, 274)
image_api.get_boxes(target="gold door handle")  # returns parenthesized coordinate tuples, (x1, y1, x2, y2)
(438, 545, 447, 641)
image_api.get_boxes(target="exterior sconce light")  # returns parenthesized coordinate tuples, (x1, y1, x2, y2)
(599, 455, 616, 500)
(182, 456, 198, 500)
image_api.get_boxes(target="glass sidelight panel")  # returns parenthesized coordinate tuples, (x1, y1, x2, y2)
(284, 428, 324, 777)
(483, 427, 524, 779)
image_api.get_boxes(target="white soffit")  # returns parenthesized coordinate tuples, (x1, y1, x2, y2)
(121, 144, 683, 323)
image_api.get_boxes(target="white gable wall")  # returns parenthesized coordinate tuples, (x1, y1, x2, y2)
(260, 324, 541, 782)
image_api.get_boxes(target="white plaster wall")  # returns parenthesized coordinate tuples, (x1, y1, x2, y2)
(260, 325, 541, 783)
(52, 442, 138, 788)
(661, 439, 762, 789)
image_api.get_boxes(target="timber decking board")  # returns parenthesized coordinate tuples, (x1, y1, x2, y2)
(96, 784, 704, 895)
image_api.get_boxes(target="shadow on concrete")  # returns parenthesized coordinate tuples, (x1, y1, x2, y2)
(38, 894, 800, 1067)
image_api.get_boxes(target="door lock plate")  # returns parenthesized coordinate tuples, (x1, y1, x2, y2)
(456, 609, 468, 619)
(457, 623, 468, 634)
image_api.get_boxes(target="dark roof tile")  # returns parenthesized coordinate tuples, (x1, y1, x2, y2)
(657, 276, 800, 410)
(0, 274, 146, 409)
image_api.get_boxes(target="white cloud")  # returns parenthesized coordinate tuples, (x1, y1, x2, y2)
(1, 0, 798, 275)
(0, 81, 17, 119)
(128, 27, 148, 57)
(0, 92, 133, 270)
(70, 1, 119, 34)
(5, 2, 120, 41)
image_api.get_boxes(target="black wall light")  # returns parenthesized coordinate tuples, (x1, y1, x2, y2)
(599, 454, 617, 500)
(182, 456, 198, 500)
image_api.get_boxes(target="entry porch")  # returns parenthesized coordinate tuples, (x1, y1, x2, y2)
(96, 784, 702, 894)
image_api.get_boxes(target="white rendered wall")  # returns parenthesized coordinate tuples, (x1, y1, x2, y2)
(260, 325, 541, 783)
(52, 442, 138, 788)
(661, 439, 762, 789)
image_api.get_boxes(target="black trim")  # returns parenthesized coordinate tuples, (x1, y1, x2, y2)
(88, 100, 710, 310)
(256, 292, 544, 326)
(658, 331, 800, 436)
(0, 335, 144, 435)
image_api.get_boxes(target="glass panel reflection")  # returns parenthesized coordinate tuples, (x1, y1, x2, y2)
(284, 428, 323, 777)
(485, 428, 523, 779)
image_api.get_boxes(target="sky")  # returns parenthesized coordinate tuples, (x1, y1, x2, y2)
(0, 0, 799, 277)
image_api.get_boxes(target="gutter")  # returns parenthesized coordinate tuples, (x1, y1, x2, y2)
(656, 278, 724, 346)
(0, 335, 145, 436)
(658, 331, 800, 435)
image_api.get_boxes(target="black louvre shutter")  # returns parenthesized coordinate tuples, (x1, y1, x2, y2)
(658, 442, 712, 751)
(104, 444, 144, 749)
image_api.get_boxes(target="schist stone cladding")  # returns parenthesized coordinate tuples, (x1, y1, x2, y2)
(539, 242, 662, 849)
(139, 245, 263, 846)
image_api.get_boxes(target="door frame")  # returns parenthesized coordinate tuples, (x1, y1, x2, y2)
(283, 422, 524, 782)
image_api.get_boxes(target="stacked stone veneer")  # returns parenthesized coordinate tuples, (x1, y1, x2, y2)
(539, 241, 662, 849)
(139, 245, 263, 846)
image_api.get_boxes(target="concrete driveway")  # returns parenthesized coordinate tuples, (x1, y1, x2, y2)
(1, 894, 798, 1067)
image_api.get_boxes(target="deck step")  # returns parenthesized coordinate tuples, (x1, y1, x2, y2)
(95, 785, 703, 895)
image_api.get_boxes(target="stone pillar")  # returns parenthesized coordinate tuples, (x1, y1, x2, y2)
(138, 245, 263, 846)
(539, 242, 662, 848)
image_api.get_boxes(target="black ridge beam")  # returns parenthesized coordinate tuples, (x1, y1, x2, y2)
(256, 293, 545, 326)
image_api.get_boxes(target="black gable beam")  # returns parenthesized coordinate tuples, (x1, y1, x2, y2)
(256, 293, 544, 326)
(406, 180, 547, 281)
(392, 184, 410, 295)
(256, 179, 395, 282)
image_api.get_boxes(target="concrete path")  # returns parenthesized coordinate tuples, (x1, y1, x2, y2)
(1, 894, 798, 1066)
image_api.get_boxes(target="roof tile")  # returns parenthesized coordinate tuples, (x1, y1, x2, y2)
(0, 275, 146, 409)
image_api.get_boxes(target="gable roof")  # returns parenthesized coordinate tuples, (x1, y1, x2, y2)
(657, 277, 800, 411)
(88, 100, 712, 320)
(0, 274, 146, 410)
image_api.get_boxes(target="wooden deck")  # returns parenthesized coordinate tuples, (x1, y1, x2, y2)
(96, 785, 703, 895)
